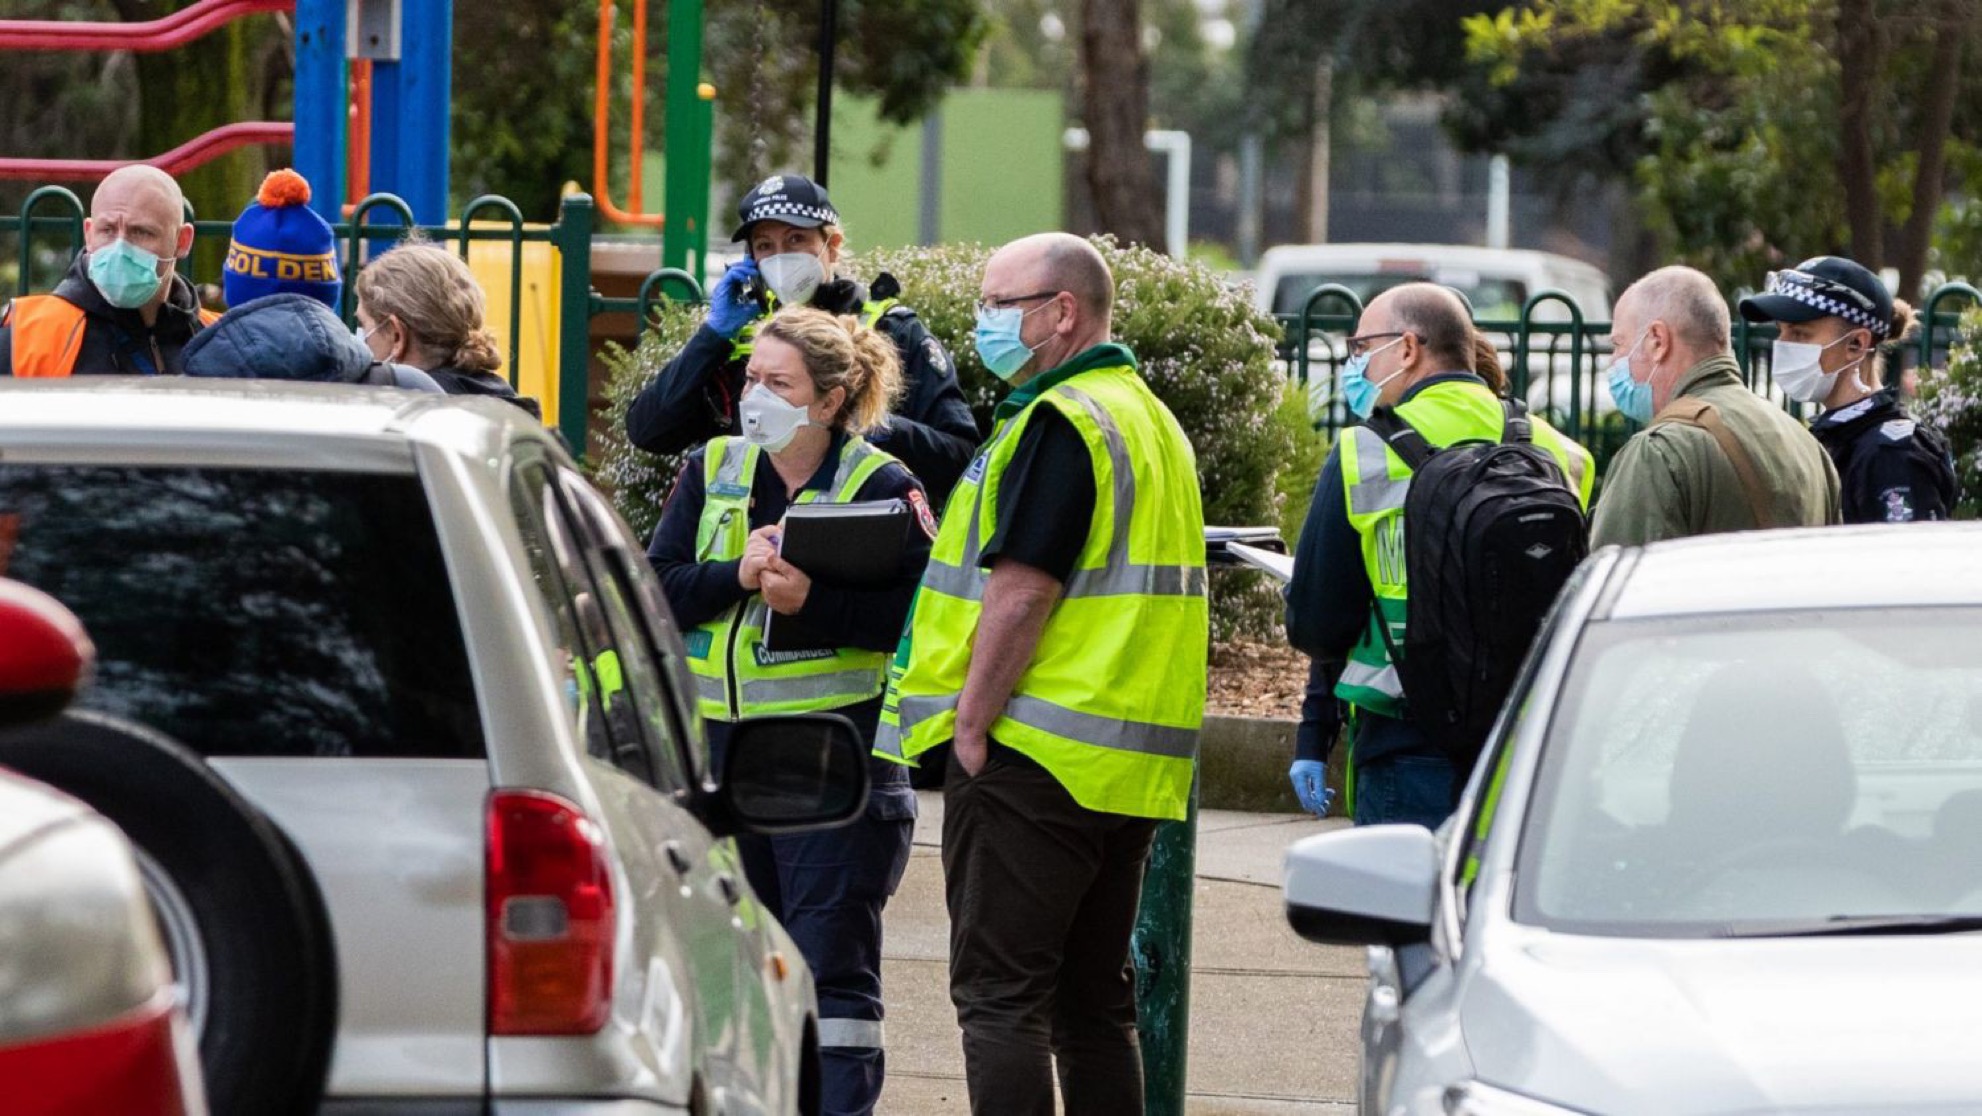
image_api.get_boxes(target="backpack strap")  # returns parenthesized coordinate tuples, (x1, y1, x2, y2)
(1363, 406, 1437, 471)
(1499, 398, 1534, 444)
(1653, 397, 1774, 528)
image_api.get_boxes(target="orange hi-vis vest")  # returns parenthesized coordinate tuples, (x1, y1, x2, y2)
(3, 295, 220, 377)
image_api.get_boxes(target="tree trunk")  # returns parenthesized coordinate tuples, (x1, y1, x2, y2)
(1895, 0, 1974, 299)
(1079, 0, 1165, 246)
(1835, 0, 1885, 267)
(1306, 56, 1332, 243)
(112, 0, 265, 280)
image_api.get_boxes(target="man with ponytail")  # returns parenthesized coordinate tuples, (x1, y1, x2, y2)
(1738, 256, 1958, 522)
(646, 307, 932, 1116)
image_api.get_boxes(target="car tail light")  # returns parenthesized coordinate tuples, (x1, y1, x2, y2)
(486, 790, 614, 1035)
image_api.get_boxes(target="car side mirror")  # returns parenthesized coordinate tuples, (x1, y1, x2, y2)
(0, 579, 92, 728)
(719, 713, 870, 835)
(1283, 825, 1437, 947)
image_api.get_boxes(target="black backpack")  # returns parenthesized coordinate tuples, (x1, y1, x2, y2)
(1362, 399, 1587, 774)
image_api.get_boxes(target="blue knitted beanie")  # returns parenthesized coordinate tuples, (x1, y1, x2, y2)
(224, 169, 341, 309)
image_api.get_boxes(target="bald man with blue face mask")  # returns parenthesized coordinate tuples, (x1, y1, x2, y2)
(1, 165, 216, 377)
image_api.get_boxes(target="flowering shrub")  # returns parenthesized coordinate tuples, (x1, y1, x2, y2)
(1915, 306, 1982, 518)
(592, 237, 1294, 638)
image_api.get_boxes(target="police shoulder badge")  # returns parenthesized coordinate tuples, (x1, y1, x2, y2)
(908, 488, 939, 539)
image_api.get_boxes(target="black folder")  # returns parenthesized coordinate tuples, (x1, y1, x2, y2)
(762, 499, 911, 652)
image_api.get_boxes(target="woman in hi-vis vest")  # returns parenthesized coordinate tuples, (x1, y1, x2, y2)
(645, 307, 934, 1116)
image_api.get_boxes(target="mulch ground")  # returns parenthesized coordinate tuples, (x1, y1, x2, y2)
(1206, 639, 1308, 721)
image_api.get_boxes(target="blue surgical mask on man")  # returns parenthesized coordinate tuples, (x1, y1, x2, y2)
(1606, 333, 1654, 424)
(87, 237, 165, 310)
(1339, 335, 1408, 420)
(973, 302, 1052, 382)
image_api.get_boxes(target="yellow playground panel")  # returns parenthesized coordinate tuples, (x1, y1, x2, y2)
(466, 224, 562, 428)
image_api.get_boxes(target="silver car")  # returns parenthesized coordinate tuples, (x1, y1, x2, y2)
(1286, 526, 1982, 1116)
(0, 379, 864, 1115)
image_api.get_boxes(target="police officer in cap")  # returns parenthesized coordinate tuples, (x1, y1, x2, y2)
(626, 173, 980, 504)
(1739, 256, 1958, 523)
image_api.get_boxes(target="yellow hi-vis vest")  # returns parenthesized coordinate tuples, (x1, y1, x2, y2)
(874, 361, 1209, 822)
(731, 296, 897, 361)
(685, 435, 898, 722)
(1334, 379, 1594, 718)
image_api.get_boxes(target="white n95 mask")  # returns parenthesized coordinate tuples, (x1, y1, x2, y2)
(739, 385, 812, 452)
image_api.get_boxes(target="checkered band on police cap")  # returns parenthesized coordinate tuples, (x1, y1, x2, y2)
(731, 174, 840, 241)
(1763, 272, 1890, 338)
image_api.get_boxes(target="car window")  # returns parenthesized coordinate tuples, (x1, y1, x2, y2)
(508, 463, 623, 772)
(0, 464, 484, 759)
(1516, 609, 1982, 936)
(558, 475, 693, 793)
(1272, 271, 1528, 319)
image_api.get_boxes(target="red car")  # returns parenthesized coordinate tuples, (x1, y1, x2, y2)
(0, 579, 206, 1116)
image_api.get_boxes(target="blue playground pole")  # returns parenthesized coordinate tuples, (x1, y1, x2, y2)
(291, 0, 347, 223)
(369, 0, 452, 224)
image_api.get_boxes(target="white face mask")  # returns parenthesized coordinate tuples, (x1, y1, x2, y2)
(759, 252, 827, 307)
(1771, 334, 1864, 404)
(739, 383, 812, 452)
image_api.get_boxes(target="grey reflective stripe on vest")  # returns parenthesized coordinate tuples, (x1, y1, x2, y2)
(817, 1017, 884, 1049)
(886, 689, 1195, 760)
(714, 438, 750, 490)
(822, 438, 886, 501)
(1339, 659, 1402, 699)
(739, 668, 884, 706)
(1347, 427, 1411, 517)
(693, 674, 727, 706)
(921, 385, 1202, 604)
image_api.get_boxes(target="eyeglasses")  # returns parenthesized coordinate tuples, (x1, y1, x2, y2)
(1344, 331, 1407, 357)
(975, 290, 1063, 316)
(1765, 268, 1876, 313)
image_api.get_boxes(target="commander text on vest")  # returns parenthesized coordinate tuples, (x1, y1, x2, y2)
(875, 233, 1208, 1116)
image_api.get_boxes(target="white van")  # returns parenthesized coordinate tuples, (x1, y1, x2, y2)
(1255, 243, 1616, 424)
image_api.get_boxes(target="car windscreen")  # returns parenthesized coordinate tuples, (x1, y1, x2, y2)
(1272, 272, 1529, 319)
(0, 465, 484, 760)
(1515, 609, 1982, 937)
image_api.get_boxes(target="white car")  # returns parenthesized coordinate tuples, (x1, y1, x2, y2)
(0, 379, 865, 1115)
(1287, 526, 1982, 1116)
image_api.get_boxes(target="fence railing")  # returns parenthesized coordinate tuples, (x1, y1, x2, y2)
(3, 188, 705, 454)
(1277, 281, 1982, 474)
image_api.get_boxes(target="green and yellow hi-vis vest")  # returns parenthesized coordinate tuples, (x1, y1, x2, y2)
(731, 295, 897, 361)
(1334, 379, 1594, 719)
(874, 359, 1209, 822)
(685, 435, 899, 722)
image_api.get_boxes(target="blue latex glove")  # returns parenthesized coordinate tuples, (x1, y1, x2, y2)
(1289, 759, 1334, 817)
(706, 257, 762, 338)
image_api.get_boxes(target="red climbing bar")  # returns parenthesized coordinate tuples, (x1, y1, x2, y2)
(0, 0, 293, 53)
(0, 122, 295, 181)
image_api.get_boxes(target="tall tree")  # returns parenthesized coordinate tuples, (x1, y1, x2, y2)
(1079, 0, 1164, 245)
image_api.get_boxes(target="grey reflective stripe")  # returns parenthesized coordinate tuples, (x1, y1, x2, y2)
(873, 718, 905, 757)
(920, 558, 982, 601)
(714, 438, 750, 489)
(824, 439, 885, 500)
(1339, 659, 1403, 698)
(1004, 694, 1199, 759)
(1055, 385, 1136, 568)
(817, 1017, 884, 1049)
(896, 692, 960, 734)
(1347, 427, 1410, 517)
(692, 674, 727, 705)
(1065, 563, 1206, 600)
(739, 669, 883, 705)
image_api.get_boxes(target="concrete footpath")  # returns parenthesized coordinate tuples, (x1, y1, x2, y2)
(878, 791, 1364, 1115)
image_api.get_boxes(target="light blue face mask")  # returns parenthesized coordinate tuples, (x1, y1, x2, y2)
(1339, 336, 1407, 420)
(1606, 335, 1653, 423)
(86, 238, 165, 310)
(973, 303, 1049, 382)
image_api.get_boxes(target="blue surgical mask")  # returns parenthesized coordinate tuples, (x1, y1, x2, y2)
(1339, 336, 1407, 420)
(87, 238, 165, 310)
(973, 303, 1048, 382)
(1607, 336, 1653, 424)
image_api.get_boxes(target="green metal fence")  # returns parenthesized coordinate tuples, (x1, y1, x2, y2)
(3, 188, 705, 455)
(1277, 281, 1982, 474)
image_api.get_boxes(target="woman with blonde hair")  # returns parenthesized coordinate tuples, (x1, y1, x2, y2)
(647, 306, 932, 1116)
(354, 240, 542, 417)
(1738, 256, 1957, 522)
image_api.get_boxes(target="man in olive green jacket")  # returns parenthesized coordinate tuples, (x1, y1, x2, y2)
(1592, 265, 1840, 546)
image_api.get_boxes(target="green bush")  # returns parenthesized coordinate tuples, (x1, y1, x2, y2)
(1917, 306, 1982, 518)
(593, 237, 1293, 639)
